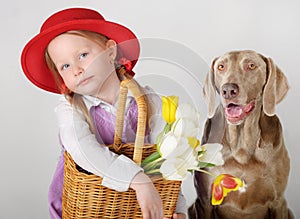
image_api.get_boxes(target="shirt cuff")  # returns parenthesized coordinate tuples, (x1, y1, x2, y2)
(175, 189, 188, 215)
(101, 154, 143, 192)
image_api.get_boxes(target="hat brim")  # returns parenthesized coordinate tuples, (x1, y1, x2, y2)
(21, 19, 140, 93)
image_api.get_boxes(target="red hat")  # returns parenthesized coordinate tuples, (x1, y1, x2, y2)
(21, 8, 140, 94)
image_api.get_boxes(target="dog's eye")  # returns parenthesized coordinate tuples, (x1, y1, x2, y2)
(217, 64, 225, 71)
(248, 63, 256, 70)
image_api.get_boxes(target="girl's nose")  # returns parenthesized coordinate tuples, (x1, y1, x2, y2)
(73, 65, 84, 76)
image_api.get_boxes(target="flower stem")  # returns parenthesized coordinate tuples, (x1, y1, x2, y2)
(142, 157, 165, 172)
(145, 169, 162, 175)
(141, 151, 161, 167)
(163, 123, 172, 133)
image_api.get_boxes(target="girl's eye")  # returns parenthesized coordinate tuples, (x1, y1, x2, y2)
(62, 64, 70, 70)
(80, 52, 88, 59)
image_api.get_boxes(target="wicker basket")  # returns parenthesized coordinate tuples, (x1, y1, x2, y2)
(62, 79, 182, 218)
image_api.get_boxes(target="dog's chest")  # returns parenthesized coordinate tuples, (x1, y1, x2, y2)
(221, 123, 265, 164)
(213, 145, 270, 179)
(219, 126, 274, 174)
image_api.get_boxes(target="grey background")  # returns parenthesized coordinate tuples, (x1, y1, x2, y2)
(1, 0, 299, 218)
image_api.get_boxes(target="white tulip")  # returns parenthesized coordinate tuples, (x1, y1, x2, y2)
(159, 133, 178, 158)
(176, 103, 201, 121)
(196, 143, 224, 166)
(172, 118, 200, 138)
(159, 138, 199, 180)
(160, 156, 193, 180)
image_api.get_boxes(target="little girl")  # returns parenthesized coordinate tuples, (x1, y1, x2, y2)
(21, 7, 186, 219)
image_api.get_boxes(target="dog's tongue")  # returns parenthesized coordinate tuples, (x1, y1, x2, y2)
(226, 105, 243, 117)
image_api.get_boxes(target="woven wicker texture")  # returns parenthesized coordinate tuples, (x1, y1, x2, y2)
(62, 79, 182, 218)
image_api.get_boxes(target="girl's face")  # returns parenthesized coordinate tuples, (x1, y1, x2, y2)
(47, 33, 117, 97)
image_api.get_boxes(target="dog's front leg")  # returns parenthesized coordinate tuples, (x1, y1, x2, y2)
(267, 198, 294, 219)
(187, 171, 216, 219)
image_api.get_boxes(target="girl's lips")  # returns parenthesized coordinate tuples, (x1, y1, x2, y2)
(77, 76, 94, 86)
(225, 100, 255, 124)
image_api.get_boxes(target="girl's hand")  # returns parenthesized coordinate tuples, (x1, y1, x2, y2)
(163, 213, 186, 219)
(130, 172, 163, 219)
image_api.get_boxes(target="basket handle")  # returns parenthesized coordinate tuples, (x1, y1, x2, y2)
(113, 78, 147, 166)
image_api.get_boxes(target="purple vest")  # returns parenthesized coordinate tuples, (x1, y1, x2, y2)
(90, 99, 149, 145)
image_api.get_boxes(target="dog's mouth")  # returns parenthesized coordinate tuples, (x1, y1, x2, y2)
(225, 100, 255, 124)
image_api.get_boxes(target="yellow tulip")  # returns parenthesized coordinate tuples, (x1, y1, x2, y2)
(162, 96, 178, 124)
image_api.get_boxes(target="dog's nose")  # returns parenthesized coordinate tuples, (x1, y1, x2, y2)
(221, 83, 239, 99)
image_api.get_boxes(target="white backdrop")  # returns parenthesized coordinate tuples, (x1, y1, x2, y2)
(1, 0, 299, 218)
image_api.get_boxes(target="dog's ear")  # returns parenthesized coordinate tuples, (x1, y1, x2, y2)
(262, 57, 289, 116)
(203, 57, 218, 118)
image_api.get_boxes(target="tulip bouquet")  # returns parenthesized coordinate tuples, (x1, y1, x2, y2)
(141, 96, 245, 205)
(142, 95, 224, 179)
